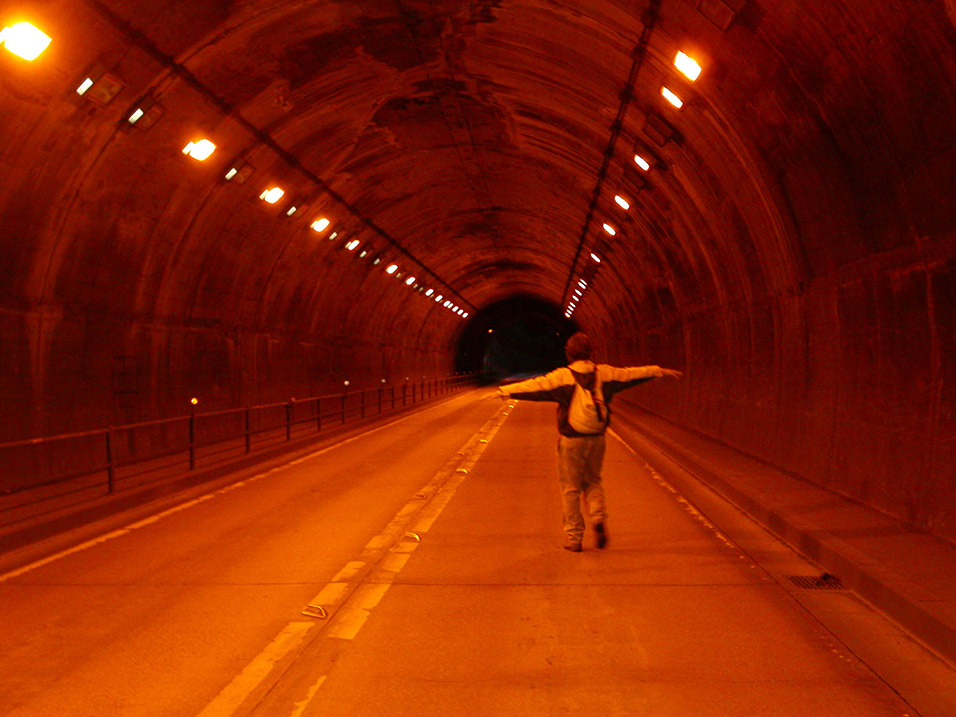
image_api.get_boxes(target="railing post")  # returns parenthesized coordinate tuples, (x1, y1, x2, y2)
(245, 407, 251, 453)
(105, 429, 115, 493)
(189, 410, 196, 470)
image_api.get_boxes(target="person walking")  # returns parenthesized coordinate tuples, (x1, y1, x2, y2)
(497, 332, 682, 551)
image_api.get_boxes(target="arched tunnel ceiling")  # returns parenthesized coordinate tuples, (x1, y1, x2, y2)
(5, 0, 954, 329)
(3, 0, 824, 322)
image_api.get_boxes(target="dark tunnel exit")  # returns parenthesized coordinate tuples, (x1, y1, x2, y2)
(454, 297, 575, 383)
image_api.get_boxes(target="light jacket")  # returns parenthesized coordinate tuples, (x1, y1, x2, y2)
(499, 360, 664, 437)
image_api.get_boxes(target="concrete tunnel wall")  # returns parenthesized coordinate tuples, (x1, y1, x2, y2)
(1, 1, 955, 543)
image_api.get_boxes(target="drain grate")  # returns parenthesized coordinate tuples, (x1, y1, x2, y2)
(787, 574, 846, 590)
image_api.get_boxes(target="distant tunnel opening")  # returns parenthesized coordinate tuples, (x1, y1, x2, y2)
(455, 296, 575, 383)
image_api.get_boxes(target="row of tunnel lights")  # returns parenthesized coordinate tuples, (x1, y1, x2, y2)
(565, 50, 702, 320)
(2, 20, 470, 320)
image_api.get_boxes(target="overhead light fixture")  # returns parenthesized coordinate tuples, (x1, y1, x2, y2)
(405, 276, 416, 286)
(0, 22, 51, 61)
(75, 63, 125, 105)
(346, 239, 360, 251)
(614, 195, 630, 210)
(579, 279, 587, 288)
(259, 187, 284, 204)
(590, 253, 602, 263)
(425, 289, 434, 297)
(182, 139, 216, 161)
(311, 218, 330, 232)
(602, 223, 616, 236)
(435, 294, 443, 302)
(225, 160, 254, 183)
(286, 206, 300, 217)
(675, 51, 702, 81)
(126, 99, 164, 130)
(661, 86, 684, 109)
(386, 264, 398, 275)
(634, 154, 652, 171)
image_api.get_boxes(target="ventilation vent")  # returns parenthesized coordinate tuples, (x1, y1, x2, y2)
(787, 574, 846, 591)
(697, 0, 746, 31)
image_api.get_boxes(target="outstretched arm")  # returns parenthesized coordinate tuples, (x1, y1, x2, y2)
(601, 365, 683, 395)
(497, 368, 569, 402)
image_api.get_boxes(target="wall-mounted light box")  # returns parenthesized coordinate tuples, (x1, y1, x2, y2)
(76, 63, 124, 105)
(126, 98, 163, 130)
(225, 160, 254, 183)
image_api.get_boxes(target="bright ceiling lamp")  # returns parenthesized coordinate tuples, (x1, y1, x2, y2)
(590, 252, 602, 263)
(182, 139, 216, 161)
(614, 195, 630, 210)
(346, 239, 360, 251)
(386, 264, 398, 275)
(578, 279, 587, 288)
(661, 86, 684, 109)
(674, 51, 702, 81)
(311, 218, 330, 232)
(602, 223, 616, 236)
(259, 187, 284, 204)
(435, 294, 443, 302)
(0, 22, 51, 61)
(425, 289, 434, 297)
(634, 154, 651, 171)
(405, 276, 416, 286)
(463, 312, 469, 318)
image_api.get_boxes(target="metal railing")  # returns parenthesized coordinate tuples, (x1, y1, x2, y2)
(0, 376, 476, 533)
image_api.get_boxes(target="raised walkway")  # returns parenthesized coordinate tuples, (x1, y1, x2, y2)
(615, 398, 956, 671)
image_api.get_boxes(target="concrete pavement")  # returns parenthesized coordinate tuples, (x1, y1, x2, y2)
(0, 393, 952, 715)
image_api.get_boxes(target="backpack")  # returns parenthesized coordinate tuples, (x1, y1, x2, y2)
(567, 368, 608, 434)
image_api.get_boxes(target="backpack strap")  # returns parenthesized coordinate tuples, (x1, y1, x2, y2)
(571, 368, 607, 424)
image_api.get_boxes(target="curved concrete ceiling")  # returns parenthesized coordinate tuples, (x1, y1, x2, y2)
(2, 3, 956, 539)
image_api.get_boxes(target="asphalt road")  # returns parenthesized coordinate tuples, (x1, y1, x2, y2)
(0, 391, 947, 715)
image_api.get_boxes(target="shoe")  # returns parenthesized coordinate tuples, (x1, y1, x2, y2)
(563, 542, 582, 552)
(594, 522, 608, 549)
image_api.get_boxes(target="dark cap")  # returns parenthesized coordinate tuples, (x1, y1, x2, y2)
(565, 332, 592, 361)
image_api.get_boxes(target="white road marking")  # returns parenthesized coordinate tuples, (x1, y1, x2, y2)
(290, 675, 326, 717)
(331, 560, 365, 581)
(197, 621, 315, 717)
(610, 429, 739, 551)
(285, 402, 513, 711)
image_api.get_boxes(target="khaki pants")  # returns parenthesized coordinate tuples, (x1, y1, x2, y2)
(557, 434, 607, 544)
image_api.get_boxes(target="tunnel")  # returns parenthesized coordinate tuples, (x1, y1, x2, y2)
(2, 2, 956, 712)
(3, 0, 953, 543)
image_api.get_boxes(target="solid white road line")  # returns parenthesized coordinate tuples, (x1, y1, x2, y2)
(197, 621, 315, 717)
